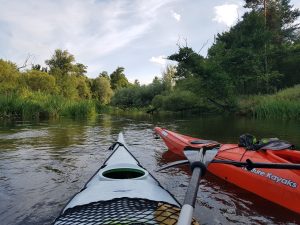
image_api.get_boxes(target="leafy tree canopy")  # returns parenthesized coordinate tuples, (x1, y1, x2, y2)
(110, 67, 130, 90)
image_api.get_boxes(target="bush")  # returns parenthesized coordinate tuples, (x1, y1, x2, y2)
(151, 90, 200, 112)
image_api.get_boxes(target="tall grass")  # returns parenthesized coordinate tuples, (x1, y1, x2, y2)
(62, 100, 96, 118)
(0, 94, 23, 118)
(0, 92, 97, 120)
(239, 85, 300, 120)
(254, 98, 300, 120)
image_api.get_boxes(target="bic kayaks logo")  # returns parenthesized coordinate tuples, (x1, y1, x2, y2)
(243, 167, 298, 188)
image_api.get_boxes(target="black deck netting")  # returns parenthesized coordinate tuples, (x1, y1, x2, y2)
(54, 197, 199, 225)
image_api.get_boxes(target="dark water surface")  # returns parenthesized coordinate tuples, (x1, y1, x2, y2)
(0, 114, 300, 225)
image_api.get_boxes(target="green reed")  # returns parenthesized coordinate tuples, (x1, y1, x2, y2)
(252, 85, 300, 120)
(0, 92, 97, 120)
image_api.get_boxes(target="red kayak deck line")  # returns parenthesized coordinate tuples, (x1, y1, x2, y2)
(154, 127, 300, 214)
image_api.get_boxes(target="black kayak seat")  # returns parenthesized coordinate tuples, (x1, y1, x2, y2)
(190, 139, 218, 145)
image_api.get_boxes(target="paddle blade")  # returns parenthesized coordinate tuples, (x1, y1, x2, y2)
(183, 148, 218, 166)
(156, 160, 189, 172)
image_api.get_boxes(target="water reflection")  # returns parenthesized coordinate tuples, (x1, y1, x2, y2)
(0, 114, 299, 225)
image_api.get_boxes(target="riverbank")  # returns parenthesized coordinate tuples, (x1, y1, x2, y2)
(1, 85, 299, 121)
(238, 85, 300, 120)
(0, 92, 97, 119)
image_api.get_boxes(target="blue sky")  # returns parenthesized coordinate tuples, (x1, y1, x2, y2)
(0, 0, 299, 84)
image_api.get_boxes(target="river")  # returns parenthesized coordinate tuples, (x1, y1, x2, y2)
(0, 114, 299, 225)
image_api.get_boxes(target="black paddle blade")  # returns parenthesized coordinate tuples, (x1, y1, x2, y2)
(156, 160, 189, 172)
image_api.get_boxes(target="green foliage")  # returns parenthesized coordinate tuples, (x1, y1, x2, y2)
(208, 11, 269, 94)
(245, 0, 300, 43)
(76, 75, 91, 99)
(111, 78, 165, 108)
(161, 65, 176, 91)
(208, 1, 300, 95)
(21, 70, 56, 93)
(45, 49, 92, 99)
(168, 47, 206, 79)
(111, 87, 139, 108)
(0, 59, 20, 94)
(0, 94, 23, 118)
(57, 75, 79, 99)
(0, 92, 96, 119)
(239, 85, 300, 119)
(1, 0, 300, 121)
(273, 43, 300, 87)
(168, 46, 235, 107)
(46, 49, 75, 75)
(62, 100, 96, 118)
(110, 67, 130, 90)
(73, 63, 87, 76)
(152, 90, 200, 111)
(254, 98, 300, 120)
(92, 76, 113, 104)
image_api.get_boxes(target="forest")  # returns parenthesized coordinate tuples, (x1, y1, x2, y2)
(0, 0, 300, 120)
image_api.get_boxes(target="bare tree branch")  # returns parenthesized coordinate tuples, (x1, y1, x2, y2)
(198, 39, 210, 54)
(17, 54, 34, 70)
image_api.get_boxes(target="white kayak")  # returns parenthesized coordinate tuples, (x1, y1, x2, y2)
(53, 133, 195, 225)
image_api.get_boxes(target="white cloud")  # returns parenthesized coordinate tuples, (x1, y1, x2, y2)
(171, 10, 181, 21)
(293, 2, 300, 25)
(0, 0, 175, 74)
(213, 4, 239, 27)
(150, 55, 167, 65)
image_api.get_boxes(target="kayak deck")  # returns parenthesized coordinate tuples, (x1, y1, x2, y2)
(154, 127, 220, 156)
(55, 197, 181, 225)
(54, 133, 199, 225)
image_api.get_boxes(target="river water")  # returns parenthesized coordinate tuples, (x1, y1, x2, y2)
(0, 114, 299, 225)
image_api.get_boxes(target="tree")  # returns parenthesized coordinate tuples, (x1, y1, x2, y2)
(0, 59, 20, 95)
(110, 67, 130, 90)
(45, 49, 75, 75)
(168, 47, 206, 79)
(31, 64, 48, 72)
(22, 70, 56, 93)
(134, 79, 140, 86)
(92, 76, 113, 104)
(168, 46, 235, 104)
(207, 11, 282, 94)
(162, 64, 176, 91)
(207, 1, 300, 93)
(44, 49, 91, 99)
(76, 75, 91, 99)
(245, 0, 300, 43)
(73, 63, 87, 76)
(99, 71, 110, 80)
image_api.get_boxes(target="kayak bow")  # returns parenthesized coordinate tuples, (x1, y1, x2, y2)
(53, 133, 199, 225)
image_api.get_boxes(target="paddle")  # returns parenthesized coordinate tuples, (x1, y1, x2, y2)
(158, 147, 300, 225)
(212, 159, 300, 170)
(176, 148, 208, 225)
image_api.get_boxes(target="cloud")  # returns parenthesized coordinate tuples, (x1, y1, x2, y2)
(293, 2, 300, 24)
(150, 55, 167, 65)
(213, 4, 239, 27)
(171, 10, 181, 21)
(0, 0, 175, 74)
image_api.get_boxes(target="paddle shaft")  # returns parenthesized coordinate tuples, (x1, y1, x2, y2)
(177, 166, 203, 225)
(212, 159, 300, 170)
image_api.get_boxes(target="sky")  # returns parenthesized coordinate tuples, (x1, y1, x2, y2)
(0, 0, 299, 84)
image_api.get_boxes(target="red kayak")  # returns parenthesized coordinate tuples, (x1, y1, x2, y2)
(154, 127, 300, 214)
